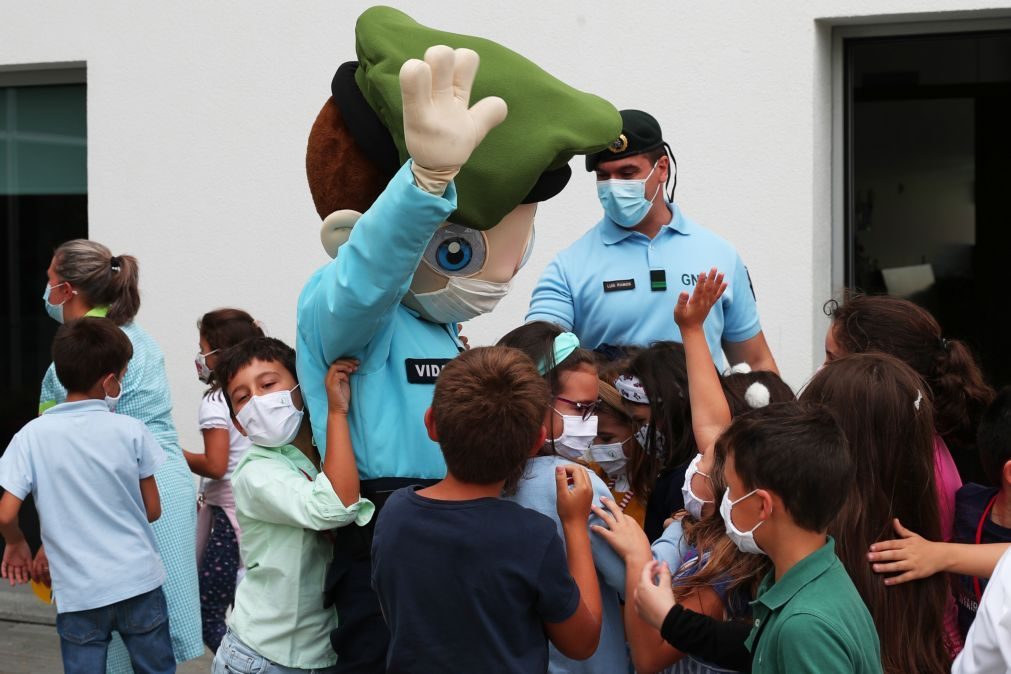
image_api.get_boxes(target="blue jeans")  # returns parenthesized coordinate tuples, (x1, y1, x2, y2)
(56, 587, 175, 674)
(213, 628, 338, 674)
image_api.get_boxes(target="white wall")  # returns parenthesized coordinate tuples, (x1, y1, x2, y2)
(3, 0, 1009, 452)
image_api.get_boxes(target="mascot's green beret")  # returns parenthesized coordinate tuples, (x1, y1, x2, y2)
(352, 6, 622, 230)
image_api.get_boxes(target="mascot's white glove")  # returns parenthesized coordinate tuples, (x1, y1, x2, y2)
(400, 45, 508, 194)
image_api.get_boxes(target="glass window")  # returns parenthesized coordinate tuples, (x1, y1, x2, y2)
(845, 31, 1011, 388)
(0, 82, 87, 551)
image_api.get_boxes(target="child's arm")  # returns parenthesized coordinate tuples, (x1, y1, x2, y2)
(545, 464, 602, 660)
(324, 359, 362, 506)
(635, 560, 747, 672)
(139, 476, 161, 522)
(674, 268, 731, 457)
(0, 492, 31, 586)
(592, 498, 721, 672)
(868, 518, 1009, 583)
(183, 428, 230, 480)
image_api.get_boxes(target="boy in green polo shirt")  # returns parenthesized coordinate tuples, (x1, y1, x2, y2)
(718, 402, 882, 673)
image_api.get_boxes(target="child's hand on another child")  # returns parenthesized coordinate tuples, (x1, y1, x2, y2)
(635, 560, 677, 630)
(674, 268, 727, 331)
(1, 540, 32, 587)
(555, 464, 593, 525)
(591, 496, 651, 562)
(325, 359, 359, 415)
(867, 518, 945, 585)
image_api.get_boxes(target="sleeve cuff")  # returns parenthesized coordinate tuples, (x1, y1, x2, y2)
(721, 323, 762, 344)
(0, 479, 30, 501)
(312, 471, 376, 527)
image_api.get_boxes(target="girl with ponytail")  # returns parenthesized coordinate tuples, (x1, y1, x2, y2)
(40, 239, 203, 670)
(824, 293, 994, 655)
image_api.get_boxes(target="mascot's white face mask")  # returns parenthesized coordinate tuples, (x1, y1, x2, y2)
(321, 202, 537, 325)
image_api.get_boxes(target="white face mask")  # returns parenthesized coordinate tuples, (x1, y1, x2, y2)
(195, 349, 218, 384)
(410, 277, 510, 324)
(720, 487, 767, 556)
(587, 437, 631, 479)
(682, 453, 714, 520)
(596, 162, 662, 228)
(552, 412, 598, 462)
(236, 384, 304, 448)
(103, 376, 122, 413)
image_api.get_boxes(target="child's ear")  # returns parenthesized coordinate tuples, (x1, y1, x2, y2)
(756, 489, 775, 520)
(1002, 459, 1011, 488)
(424, 407, 438, 442)
(530, 425, 548, 457)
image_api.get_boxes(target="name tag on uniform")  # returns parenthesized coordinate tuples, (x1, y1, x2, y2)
(603, 279, 635, 292)
(405, 358, 452, 384)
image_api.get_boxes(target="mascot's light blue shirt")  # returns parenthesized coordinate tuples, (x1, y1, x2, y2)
(297, 161, 462, 480)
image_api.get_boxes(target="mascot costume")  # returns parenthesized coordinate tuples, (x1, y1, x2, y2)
(297, 7, 621, 670)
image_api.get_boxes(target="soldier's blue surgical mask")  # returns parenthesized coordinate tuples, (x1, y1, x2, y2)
(596, 162, 662, 228)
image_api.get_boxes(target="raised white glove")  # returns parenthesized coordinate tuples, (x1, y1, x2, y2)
(399, 45, 508, 194)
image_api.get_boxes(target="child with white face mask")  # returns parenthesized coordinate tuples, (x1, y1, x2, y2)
(182, 308, 264, 654)
(211, 337, 374, 674)
(497, 322, 630, 673)
(587, 374, 649, 528)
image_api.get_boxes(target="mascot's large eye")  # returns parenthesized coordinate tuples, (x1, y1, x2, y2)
(422, 224, 487, 277)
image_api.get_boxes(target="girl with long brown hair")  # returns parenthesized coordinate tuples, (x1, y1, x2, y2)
(803, 353, 952, 674)
(184, 308, 264, 652)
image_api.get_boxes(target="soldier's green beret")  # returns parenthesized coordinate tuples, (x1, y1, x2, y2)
(352, 6, 622, 230)
(585, 109, 665, 171)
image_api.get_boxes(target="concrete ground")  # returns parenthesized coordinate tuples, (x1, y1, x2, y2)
(0, 585, 214, 673)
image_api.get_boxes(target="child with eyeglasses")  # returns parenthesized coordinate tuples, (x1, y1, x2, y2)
(496, 321, 630, 673)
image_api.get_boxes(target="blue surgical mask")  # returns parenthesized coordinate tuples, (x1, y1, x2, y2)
(596, 162, 662, 228)
(42, 282, 74, 324)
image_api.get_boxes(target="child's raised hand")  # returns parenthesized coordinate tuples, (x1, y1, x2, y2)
(674, 268, 727, 331)
(555, 464, 593, 525)
(325, 359, 359, 415)
(635, 560, 677, 630)
(1, 541, 32, 587)
(590, 496, 650, 562)
(867, 518, 944, 585)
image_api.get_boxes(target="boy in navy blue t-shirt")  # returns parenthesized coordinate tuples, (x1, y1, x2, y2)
(953, 386, 1011, 638)
(372, 346, 603, 673)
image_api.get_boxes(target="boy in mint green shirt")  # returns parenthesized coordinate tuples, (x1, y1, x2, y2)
(210, 337, 374, 673)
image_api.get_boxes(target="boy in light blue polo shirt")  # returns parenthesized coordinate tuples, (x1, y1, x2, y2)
(0, 317, 172, 674)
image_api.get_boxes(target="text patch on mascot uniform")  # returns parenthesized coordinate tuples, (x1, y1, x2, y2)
(297, 7, 620, 670)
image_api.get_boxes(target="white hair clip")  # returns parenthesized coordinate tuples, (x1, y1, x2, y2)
(745, 382, 771, 409)
(914, 390, 923, 411)
(726, 362, 752, 375)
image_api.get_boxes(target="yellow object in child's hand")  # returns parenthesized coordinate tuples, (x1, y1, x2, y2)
(30, 578, 53, 604)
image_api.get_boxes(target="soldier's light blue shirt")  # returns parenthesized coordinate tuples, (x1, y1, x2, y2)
(526, 203, 761, 364)
(296, 161, 462, 479)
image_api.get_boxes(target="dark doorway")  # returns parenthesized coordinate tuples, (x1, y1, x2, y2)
(845, 31, 1011, 389)
(1, 81, 87, 554)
